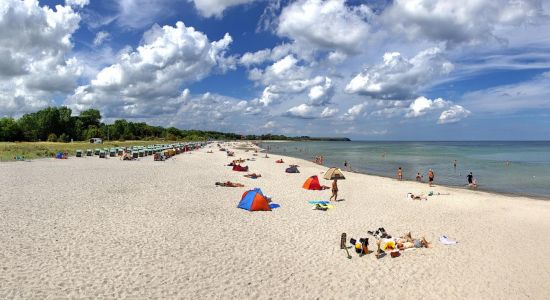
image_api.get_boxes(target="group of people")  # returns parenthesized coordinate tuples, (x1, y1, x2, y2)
(398, 166, 477, 188)
(313, 155, 324, 165)
(398, 167, 435, 186)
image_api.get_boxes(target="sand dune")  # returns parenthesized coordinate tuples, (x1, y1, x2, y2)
(1, 143, 549, 299)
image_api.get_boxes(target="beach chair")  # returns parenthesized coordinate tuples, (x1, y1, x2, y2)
(86, 149, 92, 156)
(139, 150, 144, 157)
(94, 149, 100, 155)
(132, 151, 139, 159)
(109, 149, 116, 157)
(147, 149, 153, 155)
(118, 149, 123, 156)
(76, 150, 82, 157)
(99, 150, 106, 158)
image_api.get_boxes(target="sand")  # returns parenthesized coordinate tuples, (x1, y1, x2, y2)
(1, 142, 549, 299)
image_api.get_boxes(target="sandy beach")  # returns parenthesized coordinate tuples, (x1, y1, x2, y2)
(1, 142, 549, 299)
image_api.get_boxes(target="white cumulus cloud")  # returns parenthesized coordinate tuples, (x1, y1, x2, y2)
(0, 0, 82, 116)
(286, 103, 316, 119)
(277, 0, 371, 54)
(320, 107, 338, 118)
(67, 21, 233, 118)
(382, 0, 545, 47)
(345, 48, 454, 99)
(65, 0, 89, 8)
(189, 0, 258, 18)
(405, 96, 471, 124)
(438, 105, 471, 124)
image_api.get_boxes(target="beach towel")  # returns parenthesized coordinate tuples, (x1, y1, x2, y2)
(439, 235, 458, 245)
(308, 200, 330, 205)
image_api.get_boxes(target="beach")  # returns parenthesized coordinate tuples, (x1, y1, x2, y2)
(1, 143, 549, 299)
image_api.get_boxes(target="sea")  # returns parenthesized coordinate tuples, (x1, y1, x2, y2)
(259, 141, 550, 199)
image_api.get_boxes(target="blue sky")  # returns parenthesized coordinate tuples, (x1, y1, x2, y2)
(1, 0, 550, 140)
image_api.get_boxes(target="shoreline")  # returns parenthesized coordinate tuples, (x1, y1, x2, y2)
(258, 140, 550, 200)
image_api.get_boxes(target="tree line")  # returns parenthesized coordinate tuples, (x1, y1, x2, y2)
(0, 107, 246, 142)
(1, 106, 336, 142)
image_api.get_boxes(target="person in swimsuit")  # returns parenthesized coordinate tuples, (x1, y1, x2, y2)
(428, 169, 434, 187)
(397, 167, 403, 180)
(416, 172, 423, 182)
(330, 179, 338, 202)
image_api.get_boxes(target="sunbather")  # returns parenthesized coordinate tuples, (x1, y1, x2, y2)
(215, 181, 244, 187)
(407, 193, 427, 200)
(244, 173, 261, 179)
(396, 232, 432, 249)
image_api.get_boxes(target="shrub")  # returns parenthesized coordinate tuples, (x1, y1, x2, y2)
(47, 133, 58, 142)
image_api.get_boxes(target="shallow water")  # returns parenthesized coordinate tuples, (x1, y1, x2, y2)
(260, 141, 550, 198)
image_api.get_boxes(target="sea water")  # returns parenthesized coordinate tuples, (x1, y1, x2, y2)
(259, 141, 550, 198)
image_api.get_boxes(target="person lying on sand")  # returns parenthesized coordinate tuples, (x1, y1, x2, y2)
(215, 181, 244, 187)
(396, 232, 432, 250)
(244, 173, 261, 179)
(275, 159, 284, 163)
(407, 193, 427, 200)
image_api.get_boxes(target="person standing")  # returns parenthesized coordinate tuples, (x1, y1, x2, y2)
(330, 179, 338, 202)
(397, 167, 403, 180)
(428, 169, 435, 187)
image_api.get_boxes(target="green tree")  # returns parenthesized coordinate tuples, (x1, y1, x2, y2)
(0, 118, 22, 141)
(79, 109, 101, 128)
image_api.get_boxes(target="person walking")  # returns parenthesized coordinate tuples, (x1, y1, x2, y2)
(330, 179, 338, 202)
(428, 169, 435, 187)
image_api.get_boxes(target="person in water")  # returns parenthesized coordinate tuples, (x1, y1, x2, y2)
(416, 172, 423, 182)
(467, 172, 477, 188)
(467, 172, 473, 185)
(428, 169, 435, 187)
(397, 167, 403, 180)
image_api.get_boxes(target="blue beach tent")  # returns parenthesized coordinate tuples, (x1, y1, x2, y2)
(238, 188, 271, 211)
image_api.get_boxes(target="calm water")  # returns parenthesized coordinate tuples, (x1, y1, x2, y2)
(260, 141, 550, 198)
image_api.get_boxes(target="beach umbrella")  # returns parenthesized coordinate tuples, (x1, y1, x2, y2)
(323, 167, 346, 180)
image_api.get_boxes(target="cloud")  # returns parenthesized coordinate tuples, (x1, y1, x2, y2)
(93, 31, 110, 47)
(167, 91, 259, 130)
(308, 77, 334, 106)
(342, 103, 367, 120)
(263, 120, 276, 129)
(65, 0, 89, 8)
(320, 107, 338, 118)
(115, 0, 184, 29)
(189, 0, 258, 18)
(345, 48, 454, 99)
(404, 96, 471, 123)
(277, 0, 371, 54)
(67, 22, 233, 118)
(460, 71, 550, 113)
(406, 96, 448, 118)
(286, 104, 316, 119)
(438, 105, 471, 124)
(382, 0, 546, 47)
(0, 0, 82, 116)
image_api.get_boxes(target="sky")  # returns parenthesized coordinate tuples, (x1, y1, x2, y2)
(1, 0, 550, 140)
